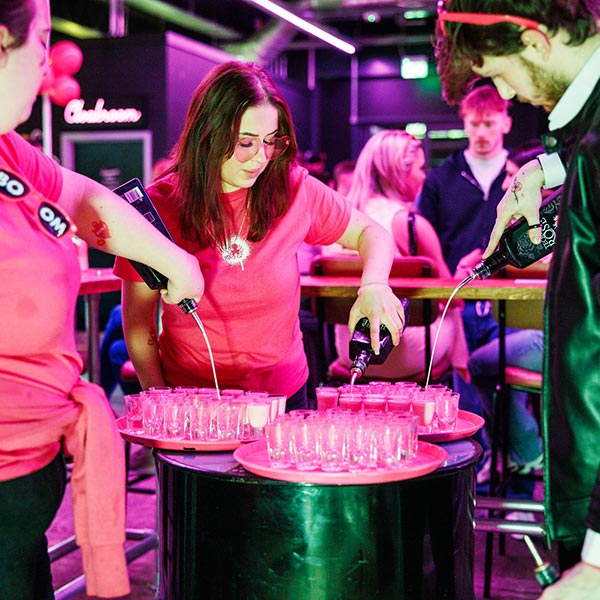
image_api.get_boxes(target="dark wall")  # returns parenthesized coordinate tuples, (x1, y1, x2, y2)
(302, 48, 549, 174)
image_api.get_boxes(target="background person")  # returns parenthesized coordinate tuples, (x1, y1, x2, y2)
(332, 159, 356, 197)
(0, 1, 203, 598)
(435, 0, 600, 596)
(467, 141, 548, 511)
(417, 84, 516, 476)
(418, 84, 511, 352)
(115, 61, 406, 412)
(326, 129, 470, 382)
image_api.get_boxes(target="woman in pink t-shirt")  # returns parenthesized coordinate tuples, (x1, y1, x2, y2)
(115, 61, 407, 410)
(0, 1, 203, 598)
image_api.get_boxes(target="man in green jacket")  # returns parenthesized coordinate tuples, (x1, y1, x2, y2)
(434, 1, 600, 598)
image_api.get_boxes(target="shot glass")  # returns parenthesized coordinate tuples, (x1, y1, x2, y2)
(392, 413, 419, 462)
(265, 419, 293, 468)
(185, 400, 212, 440)
(347, 422, 372, 472)
(372, 422, 400, 470)
(338, 392, 363, 413)
(412, 389, 436, 431)
(163, 393, 186, 439)
(319, 421, 347, 472)
(362, 393, 387, 412)
(436, 391, 460, 431)
(292, 420, 320, 471)
(268, 395, 288, 417)
(387, 393, 412, 413)
(246, 401, 271, 438)
(316, 386, 339, 411)
(124, 393, 143, 433)
(141, 394, 164, 438)
(215, 402, 242, 440)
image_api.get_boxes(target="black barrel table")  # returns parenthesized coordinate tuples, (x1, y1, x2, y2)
(155, 438, 481, 600)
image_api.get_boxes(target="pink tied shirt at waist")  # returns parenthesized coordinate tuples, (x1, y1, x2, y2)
(0, 135, 129, 597)
(0, 377, 130, 597)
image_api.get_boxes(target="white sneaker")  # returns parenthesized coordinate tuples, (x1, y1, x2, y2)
(476, 450, 492, 485)
(505, 511, 537, 540)
(508, 453, 544, 475)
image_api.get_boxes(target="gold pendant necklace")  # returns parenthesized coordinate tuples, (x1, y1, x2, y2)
(215, 203, 251, 270)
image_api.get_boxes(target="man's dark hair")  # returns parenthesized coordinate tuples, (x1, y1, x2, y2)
(435, 0, 600, 104)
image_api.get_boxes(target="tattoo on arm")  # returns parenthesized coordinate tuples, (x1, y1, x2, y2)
(91, 220, 111, 246)
(511, 178, 522, 204)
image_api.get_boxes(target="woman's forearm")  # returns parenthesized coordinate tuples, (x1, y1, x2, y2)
(122, 282, 166, 389)
(60, 169, 204, 304)
(355, 222, 395, 286)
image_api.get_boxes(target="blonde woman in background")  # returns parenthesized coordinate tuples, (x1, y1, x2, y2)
(327, 129, 470, 381)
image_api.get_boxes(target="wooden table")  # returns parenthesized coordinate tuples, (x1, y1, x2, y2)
(77, 273, 545, 384)
(300, 274, 547, 391)
(300, 275, 546, 301)
(79, 268, 121, 384)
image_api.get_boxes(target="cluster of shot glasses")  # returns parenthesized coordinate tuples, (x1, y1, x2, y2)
(124, 387, 287, 441)
(264, 382, 461, 472)
(316, 381, 460, 433)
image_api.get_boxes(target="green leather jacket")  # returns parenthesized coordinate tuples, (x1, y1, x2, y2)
(542, 79, 600, 543)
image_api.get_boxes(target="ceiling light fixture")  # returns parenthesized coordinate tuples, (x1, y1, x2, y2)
(245, 0, 356, 54)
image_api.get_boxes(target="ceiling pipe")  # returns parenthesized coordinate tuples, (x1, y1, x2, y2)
(223, 19, 297, 65)
(51, 17, 105, 39)
(109, 0, 126, 37)
(116, 0, 242, 41)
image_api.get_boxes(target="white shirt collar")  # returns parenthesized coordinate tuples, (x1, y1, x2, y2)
(548, 45, 600, 130)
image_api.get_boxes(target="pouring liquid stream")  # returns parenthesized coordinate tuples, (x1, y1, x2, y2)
(189, 311, 221, 401)
(349, 369, 359, 397)
(424, 274, 475, 389)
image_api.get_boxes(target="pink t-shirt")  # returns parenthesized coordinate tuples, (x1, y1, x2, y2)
(115, 166, 350, 396)
(0, 131, 88, 478)
(0, 133, 132, 595)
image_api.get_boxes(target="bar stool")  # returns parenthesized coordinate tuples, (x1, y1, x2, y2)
(479, 263, 547, 598)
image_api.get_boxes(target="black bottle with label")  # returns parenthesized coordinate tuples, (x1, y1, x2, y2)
(472, 188, 560, 280)
(113, 178, 197, 314)
(349, 297, 410, 379)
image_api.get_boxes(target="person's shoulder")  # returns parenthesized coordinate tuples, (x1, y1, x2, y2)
(438, 148, 465, 170)
(0, 131, 39, 167)
(0, 131, 62, 200)
(0, 130, 25, 152)
(424, 149, 464, 182)
(148, 172, 177, 202)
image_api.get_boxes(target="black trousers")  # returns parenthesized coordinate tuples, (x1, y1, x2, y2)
(0, 453, 66, 600)
(557, 538, 584, 572)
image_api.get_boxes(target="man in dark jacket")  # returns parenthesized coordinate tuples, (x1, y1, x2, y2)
(418, 85, 545, 500)
(418, 85, 510, 277)
(418, 84, 512, 353)
(435, 1, 600, 597)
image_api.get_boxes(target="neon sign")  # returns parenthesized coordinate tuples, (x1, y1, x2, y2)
(64, 98, 142, 125)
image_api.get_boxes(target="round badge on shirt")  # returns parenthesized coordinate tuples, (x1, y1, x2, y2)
(0, 167, 74, 239)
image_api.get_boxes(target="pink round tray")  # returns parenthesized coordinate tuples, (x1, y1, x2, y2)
(418, 410, 485, 443)
(116, 416, 245, 452)
(233, 439, 448, 485)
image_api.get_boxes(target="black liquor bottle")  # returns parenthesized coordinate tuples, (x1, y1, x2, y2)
(472, 188, 560, 280)
(349, 297, 409, 379)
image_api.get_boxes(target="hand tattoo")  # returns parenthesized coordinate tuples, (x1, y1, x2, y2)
(511, 178, 522, 204)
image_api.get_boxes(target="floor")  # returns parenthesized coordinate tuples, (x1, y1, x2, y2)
(47, 388, 557, 600)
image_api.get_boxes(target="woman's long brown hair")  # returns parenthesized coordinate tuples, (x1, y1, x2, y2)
(169, 61, 299, 247)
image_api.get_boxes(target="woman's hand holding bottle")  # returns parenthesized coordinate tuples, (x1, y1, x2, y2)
(160, 249, 205, 306)
(348, 283, 406, 354)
